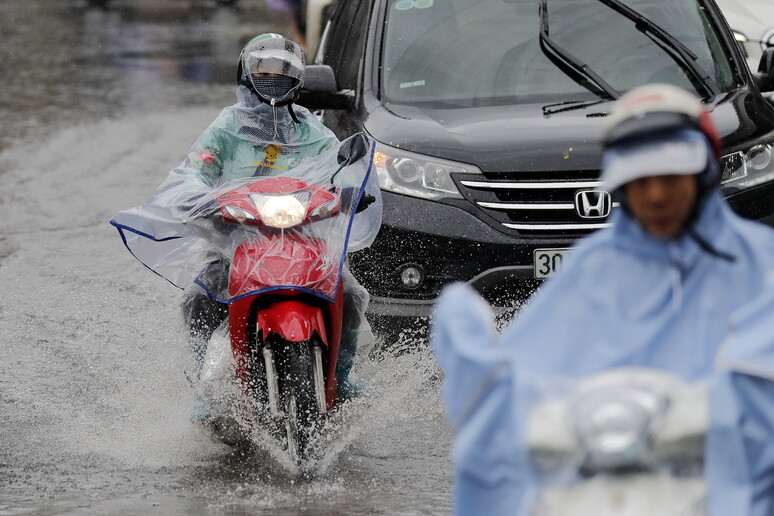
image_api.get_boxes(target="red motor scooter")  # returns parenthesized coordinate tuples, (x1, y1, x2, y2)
(191, 136, 376, 462)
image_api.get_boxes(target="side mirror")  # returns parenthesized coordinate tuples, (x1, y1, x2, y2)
(755, 47, 774, 92)
(298, 64, 355, 110)
(337, 133, 370, 165)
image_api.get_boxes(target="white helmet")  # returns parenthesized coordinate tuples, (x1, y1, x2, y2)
(600, 84, 722, 193)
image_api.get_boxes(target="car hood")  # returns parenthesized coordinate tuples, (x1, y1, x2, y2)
(367, 101, 612, 173)
(364, 91, 774, 174)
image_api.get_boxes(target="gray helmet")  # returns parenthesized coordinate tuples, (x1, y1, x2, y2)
(237, 33, 305, 107)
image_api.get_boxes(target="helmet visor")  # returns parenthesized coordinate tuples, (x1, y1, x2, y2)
(244, 45, 304, 82)
(601, 128, 709, 192)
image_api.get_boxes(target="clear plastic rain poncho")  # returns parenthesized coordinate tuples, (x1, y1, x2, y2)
(110, 89, 382, 304)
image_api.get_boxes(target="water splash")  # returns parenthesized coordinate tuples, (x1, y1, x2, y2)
(0, 109, 453, 513)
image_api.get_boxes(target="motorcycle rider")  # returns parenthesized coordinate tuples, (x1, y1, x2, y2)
(432, 84, 774, 515)
(113, 33, 378, 404)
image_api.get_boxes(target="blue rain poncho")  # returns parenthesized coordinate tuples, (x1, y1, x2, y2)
(432, 191, 774, 515)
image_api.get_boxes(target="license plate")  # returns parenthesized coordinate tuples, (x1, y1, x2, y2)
(533, 248, 570, 279)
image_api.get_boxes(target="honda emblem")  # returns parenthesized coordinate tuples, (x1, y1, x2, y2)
(575, 190, 612, 219)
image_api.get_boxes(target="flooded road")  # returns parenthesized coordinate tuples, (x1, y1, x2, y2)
(0, 1, 453, 514)
(0, 0, 289, 150)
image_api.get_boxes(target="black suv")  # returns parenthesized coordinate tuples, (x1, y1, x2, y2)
(299, 0, 774, 337)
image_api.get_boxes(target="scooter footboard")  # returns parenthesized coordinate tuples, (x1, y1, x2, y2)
(257, 300, 328, 344)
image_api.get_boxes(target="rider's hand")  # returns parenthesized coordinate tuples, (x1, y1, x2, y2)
(210, 209, 234, 234)
(181, 199, 227, 231)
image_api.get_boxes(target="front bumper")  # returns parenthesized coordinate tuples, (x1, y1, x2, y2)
(350, 191, 573, 318)
(724, 178, 774, 227)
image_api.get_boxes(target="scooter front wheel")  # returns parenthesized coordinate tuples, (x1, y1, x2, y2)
(284, 392, 301, 464)
(273, 342, 325, 463)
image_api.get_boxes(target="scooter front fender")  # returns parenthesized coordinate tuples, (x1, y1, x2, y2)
(257, 300, 328, 344)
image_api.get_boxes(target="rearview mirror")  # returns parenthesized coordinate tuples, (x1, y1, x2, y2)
(298, 64, 355, 110)
(755, 48, 774, 92)
(337, 133, 370, 165)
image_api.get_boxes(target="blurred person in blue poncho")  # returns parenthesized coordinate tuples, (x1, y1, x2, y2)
(432, 84, 774, 516)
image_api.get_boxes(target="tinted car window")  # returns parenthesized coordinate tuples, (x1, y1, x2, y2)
(382, 0, 736, 106)
(324, 0, 372, 90)
(339, 0, 372, 89)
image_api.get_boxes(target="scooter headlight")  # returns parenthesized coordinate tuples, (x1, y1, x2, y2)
(253, 195, 307, 228)
(571, 382, 669, 471)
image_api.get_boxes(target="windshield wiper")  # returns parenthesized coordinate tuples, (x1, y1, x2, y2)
(595, 0, 720, 98)
(538, 0, 620, 101)
(542, 99, 609, 116)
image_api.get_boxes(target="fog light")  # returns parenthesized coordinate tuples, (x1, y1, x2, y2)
(400, 265, 424, 289)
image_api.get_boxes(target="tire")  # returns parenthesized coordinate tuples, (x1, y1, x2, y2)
(274, 341, 324, 462)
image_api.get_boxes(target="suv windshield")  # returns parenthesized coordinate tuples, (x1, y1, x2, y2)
(382, 0, 736, 107)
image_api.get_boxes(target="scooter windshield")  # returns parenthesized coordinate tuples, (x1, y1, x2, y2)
(111, 133, 381, 304)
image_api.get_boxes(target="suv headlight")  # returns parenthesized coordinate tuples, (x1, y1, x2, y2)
(372, 141, 482, 200)
(721, 143, 774, 189)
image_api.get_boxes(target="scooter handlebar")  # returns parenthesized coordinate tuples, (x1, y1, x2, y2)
(357, 194, 376, 213)
(339, 187, 376, 214)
